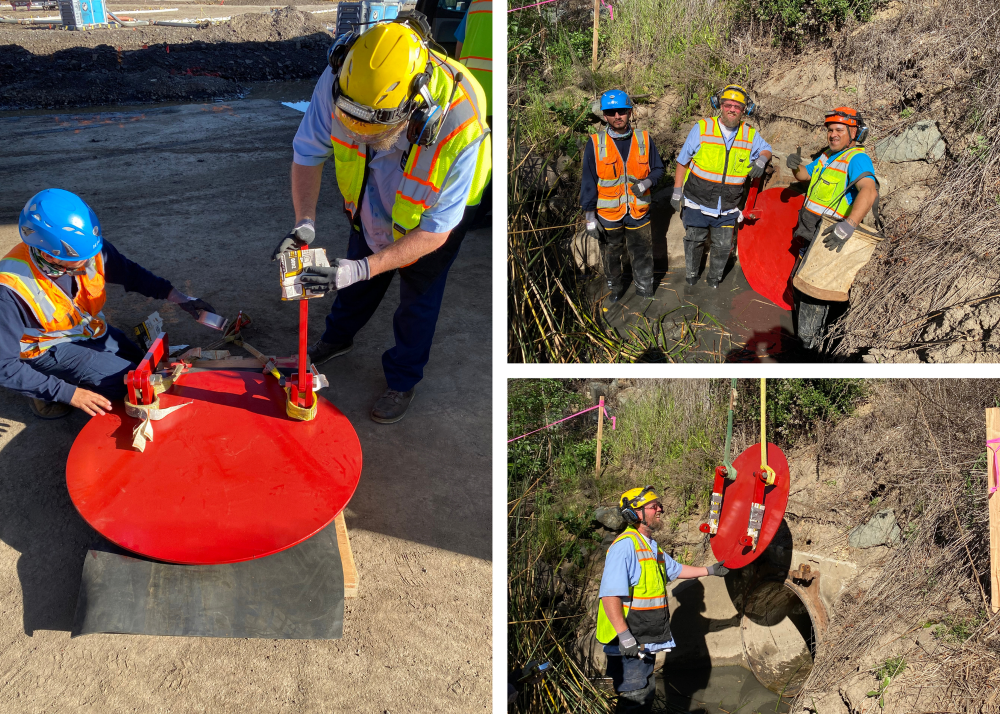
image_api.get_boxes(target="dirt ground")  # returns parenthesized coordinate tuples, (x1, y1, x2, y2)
(0, 7, 338, 108)
(0, 98, 491, 712)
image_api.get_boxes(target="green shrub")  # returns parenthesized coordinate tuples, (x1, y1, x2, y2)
(734, 379, 869, 447)
(738, 0, 886, 46)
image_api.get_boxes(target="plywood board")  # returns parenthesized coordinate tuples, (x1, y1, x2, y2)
(336, 511, 359, 598)
(987, 408, 1000, 613)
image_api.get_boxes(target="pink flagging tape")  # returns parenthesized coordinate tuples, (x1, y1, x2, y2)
(988, 437, 1000, 494)
(508, 403, 616, 443)
(509, 0, 613, 18)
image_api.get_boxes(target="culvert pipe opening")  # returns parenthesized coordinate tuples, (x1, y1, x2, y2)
(741, 580, 818, 696)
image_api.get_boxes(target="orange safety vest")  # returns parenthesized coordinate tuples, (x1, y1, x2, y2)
(0, 243, 107, 359)
(591, 129, 652, 222)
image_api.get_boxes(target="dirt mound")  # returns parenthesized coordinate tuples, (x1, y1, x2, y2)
(222, 6, 331, 43)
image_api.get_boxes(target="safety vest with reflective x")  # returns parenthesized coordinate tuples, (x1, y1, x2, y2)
(329, 51, 491, 242)
(0, 242, 107, 359)
(596, 527, 674, 646)
(591, 129, 652, 222)
(458, 0, 492, 116)
(803, 146, 869, 220)
(683, 117, 756, 212)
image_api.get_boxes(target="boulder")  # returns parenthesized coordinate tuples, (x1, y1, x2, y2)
(874, 120, 946, 163)
(848, 509, 901, 548)
(594, 506, 624, 531)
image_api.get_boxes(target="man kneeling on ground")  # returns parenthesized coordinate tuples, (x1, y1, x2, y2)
(0, 189, 217, 419)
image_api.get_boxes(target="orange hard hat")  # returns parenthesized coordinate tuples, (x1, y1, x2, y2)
(825, 107, 860, 127)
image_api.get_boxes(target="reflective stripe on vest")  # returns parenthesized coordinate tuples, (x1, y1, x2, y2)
(803, 146, 867, 219)
(458, 0, 492, 115)
(591, 129, 651, 222)
(0, 243, 107, 359)
(331, 52, 491, 241)
(595, 527, 672, 645)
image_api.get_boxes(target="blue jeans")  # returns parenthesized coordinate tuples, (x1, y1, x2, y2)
(27, 327, 145, 402)
(321, 228, 460, 393)
(606, 653, 656, 714)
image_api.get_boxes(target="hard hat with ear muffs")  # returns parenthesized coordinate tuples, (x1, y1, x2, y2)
(710, 84, 756, 116)
(824, 106, 869, 144)
(327, 12, 458, 147)
(620, 486, 660, 525)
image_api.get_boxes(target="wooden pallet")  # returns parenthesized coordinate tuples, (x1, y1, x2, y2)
(336, 511, 359, 598)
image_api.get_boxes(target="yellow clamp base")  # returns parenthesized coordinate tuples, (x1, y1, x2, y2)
(285, 385, 318, 421)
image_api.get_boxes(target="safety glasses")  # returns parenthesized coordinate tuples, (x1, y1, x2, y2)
(603, 109, 630, 117)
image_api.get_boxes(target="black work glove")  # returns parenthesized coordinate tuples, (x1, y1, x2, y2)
(178, 298, 217, 319)
(748, 156, 768, 179)
(706, 561, 730, 577)
(272, 219, 316, 260)
(785, 150, 803, 171)
(670, 187, 683, 212)
(822, 220, 855, 253)
(617, 629, 640, 657)
(630, 179, 652, 198)
(584, 211, 602, 242)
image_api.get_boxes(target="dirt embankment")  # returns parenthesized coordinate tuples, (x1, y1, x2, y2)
(0, 7, 333, 108)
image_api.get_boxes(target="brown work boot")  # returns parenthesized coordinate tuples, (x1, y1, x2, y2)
(370, 388, 415, 424)
(28, 398, 72, 419)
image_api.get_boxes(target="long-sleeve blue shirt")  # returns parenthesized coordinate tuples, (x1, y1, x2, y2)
(580, 130, 666, 228)
(0, 240, 173, 403)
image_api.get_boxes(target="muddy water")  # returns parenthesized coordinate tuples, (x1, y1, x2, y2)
(660, 665, 792, 713)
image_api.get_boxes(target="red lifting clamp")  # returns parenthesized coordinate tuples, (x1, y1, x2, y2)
(738, 468, 772, 550)
(699, 465, 730, 535)
(126, 331, 168, 405)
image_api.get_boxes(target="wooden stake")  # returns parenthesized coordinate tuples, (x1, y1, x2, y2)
(596, 396, 605, 474)
(591, 0, 599, 71)
(987, 408, 1000, 613)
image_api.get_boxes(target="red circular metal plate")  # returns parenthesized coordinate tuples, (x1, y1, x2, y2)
(710, 442, 790, 569)
(66, 369, 362, 565)
(737, 186, 807, 311)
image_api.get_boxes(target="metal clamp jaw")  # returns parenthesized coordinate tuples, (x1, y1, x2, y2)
(125, 332, 169, 405)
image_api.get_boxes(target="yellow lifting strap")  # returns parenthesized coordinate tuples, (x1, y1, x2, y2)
(759, 379, 776, 485)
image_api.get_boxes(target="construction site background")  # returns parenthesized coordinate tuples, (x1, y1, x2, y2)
(508, 0, 1000, 363)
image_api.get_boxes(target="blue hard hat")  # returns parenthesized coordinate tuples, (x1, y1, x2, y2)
(600, 90, 633, 111)
(18, 189, 102, 261)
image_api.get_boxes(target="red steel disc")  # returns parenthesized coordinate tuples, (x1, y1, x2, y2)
(737, 185, 807, 311)
(66, 369, 362, 565)
(709, 442, 790, 569)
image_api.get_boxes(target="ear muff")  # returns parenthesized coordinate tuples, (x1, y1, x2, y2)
(710, 94, 720, 111)
(855, 118, 869, 144)
(327, 32, 356, 76)
(711, 87, 755, 116)
(620, 496, 640, 525)
(405, 67, 438, 145)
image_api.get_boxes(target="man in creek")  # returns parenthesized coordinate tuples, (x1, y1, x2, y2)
(580, 90, 666, 303)
(671, 84, 772, 288)
(596, 486, 730, 713)
(786, 106, 880, 350)
(274, 13, 490, 424)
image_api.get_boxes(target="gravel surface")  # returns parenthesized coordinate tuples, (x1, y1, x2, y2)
(0, 7, 334, 108)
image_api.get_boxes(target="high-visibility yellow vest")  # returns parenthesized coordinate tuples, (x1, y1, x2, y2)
(330, 51, 492, 239)
(591, 129, 652, 222)
(0, 243, 107, 359)
(458, 0, 492, 116)
(803, 146, 868, 219)
(683, 117, 756, 212)
(596, 527, 673, 646)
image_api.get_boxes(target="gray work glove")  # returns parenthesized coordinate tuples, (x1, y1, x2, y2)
(630, 179, 652, 198)
(706, 561, 730, 577)
(178, 298, 217, 319)
(584, 211, 601, 242)
(822, 220, 855, 252)
(748, 155, 768, 179)
(272, 219, 316, 260)
(299, 257, 371, 293)
(670, 187, 683, 212)
(785, 150, 803, 171)
(617, 629, 640, 657)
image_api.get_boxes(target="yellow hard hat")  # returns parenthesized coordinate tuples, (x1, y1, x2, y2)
(719, 84, 750, 106)
(336, 20, 429, 134)
(621, 486, 660, 511)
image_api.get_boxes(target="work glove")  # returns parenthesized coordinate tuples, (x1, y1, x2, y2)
(617, 629, 640, 657)
(630, 179, 652, 198)
(271, 219, 316, 260)
(706, 561, 730, 577)
(177, 297, 217, 319)
(584, 211, 601, 242)
(670, 187, 683, 212)
(785, 150, 803, 171)
(822, 220, 855, 252)
(748, 156, 768, 179)
(299, 257, 371, 294)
